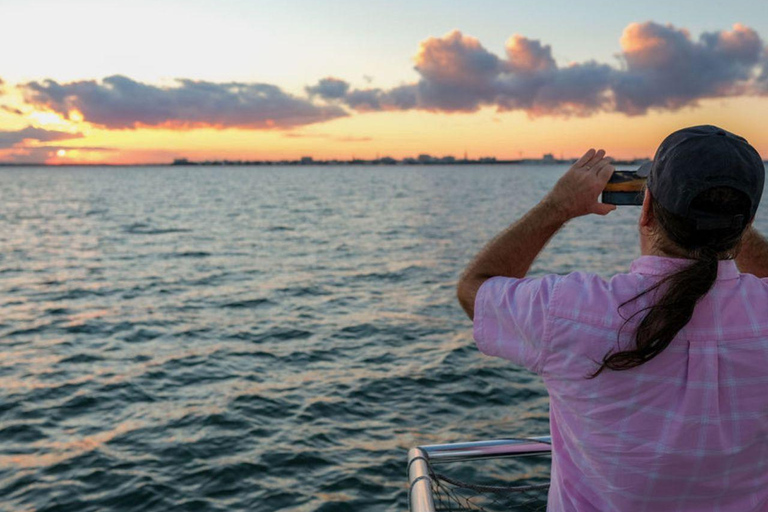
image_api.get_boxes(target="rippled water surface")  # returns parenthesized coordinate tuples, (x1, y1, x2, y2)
(3, 165, 766, 511)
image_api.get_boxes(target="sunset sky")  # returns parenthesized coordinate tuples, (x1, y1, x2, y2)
(3, 0, 768, 164)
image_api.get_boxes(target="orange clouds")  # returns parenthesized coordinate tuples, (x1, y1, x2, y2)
(13, 22, 768, 131)
(504, 35, 556, 74)
(414, 30, 499, 88)
(615, 22, 765, 114)
(306, 21, 768, 121)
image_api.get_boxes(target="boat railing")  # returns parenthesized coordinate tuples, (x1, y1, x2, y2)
(407, 436, 552, 512)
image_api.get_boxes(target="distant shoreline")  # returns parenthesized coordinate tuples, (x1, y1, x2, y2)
(0, 159, 659, 168)
(7, 158, 768, 167)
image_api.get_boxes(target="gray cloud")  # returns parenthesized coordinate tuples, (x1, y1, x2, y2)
(0, 126, 84, 149)
(343, 84, 419, 111)
(305, 77, 350, 99)
(503, 35, 557, 74)
(309, 23, 768, 118)
(22, 75, 348, 130)
(494, 61, 615, 117)
(613, 22, 765, 114)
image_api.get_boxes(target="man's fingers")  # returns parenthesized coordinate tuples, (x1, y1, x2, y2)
(596, 161, 615, 182)
(575, 148, 596, 167)
(592, 157, 613, 173)
(584, 149, 606, 168)
(592, 158, 611, 172)
(593, 203, 617, 216)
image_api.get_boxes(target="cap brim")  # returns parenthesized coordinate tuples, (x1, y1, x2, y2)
(637, 161, 652, 178)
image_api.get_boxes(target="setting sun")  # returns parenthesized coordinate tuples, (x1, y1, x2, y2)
(56, 149, 66, 157)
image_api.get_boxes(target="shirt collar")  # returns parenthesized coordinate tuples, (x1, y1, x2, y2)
(630, 255, 741, 281)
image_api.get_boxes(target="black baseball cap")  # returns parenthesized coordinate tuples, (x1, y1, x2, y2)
(640, 125, 765, 230)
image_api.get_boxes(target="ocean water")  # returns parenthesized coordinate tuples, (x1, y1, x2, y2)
(2, 164, 765, 512)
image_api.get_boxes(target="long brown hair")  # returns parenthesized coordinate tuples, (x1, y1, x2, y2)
(587, 187, 751, 378)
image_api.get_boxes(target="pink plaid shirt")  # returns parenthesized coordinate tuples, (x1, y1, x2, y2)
(474, 255, 768, 511)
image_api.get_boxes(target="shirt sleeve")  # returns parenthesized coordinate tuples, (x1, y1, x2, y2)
(473, 274, 559, 374)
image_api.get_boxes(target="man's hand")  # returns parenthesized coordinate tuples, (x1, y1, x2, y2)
(543, 148, 617, 222)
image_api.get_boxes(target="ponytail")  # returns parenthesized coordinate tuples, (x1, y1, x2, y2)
(587, 188, 750, 378)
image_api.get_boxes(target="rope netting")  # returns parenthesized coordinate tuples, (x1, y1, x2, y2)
(425, 458, 550, 511)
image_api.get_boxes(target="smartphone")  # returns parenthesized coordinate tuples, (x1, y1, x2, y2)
(602, 163, 650, 205)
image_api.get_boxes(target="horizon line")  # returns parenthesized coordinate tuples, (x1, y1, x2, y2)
(0, 155, 660, 167)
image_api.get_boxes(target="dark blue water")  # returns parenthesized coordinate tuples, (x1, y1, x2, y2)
(2, 165, 762, 511)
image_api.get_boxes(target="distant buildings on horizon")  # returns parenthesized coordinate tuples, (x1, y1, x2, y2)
(172, 152, 653, 167)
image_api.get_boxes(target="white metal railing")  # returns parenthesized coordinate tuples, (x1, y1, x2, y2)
(407, 437, 552, 512)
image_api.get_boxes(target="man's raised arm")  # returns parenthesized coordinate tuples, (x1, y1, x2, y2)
(457, 148, 616, 320)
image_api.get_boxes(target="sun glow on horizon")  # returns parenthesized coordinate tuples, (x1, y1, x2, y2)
(3, 92, 768, 165)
